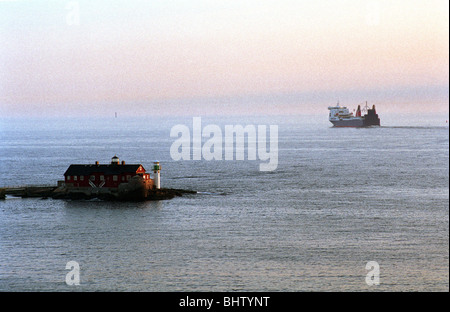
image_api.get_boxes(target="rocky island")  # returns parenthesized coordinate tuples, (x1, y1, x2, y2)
(1, 156, 197, 201)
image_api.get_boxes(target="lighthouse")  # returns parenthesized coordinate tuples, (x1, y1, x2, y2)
(153, 161, 161, 189)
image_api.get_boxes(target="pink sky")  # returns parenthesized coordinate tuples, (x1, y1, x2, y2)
(0, 0, 448, 117)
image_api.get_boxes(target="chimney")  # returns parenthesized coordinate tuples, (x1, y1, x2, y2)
(111, 155, 119, 165)
(95, 161, 99, 165)
(121, 160, 125, 165)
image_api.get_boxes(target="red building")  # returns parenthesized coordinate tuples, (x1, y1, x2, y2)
(64, 155, 152, 189)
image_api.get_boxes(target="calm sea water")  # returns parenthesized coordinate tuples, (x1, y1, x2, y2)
(0, 112, 448, 291)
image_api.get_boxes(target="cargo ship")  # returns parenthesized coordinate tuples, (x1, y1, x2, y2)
(328, 101, 380, 127)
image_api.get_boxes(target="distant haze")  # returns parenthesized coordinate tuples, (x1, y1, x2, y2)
(0, 0, 448, 117)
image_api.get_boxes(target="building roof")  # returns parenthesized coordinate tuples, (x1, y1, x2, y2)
(64, 164, 144, 176)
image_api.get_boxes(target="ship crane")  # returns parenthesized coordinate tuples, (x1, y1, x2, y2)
(359, 101, 370, 114)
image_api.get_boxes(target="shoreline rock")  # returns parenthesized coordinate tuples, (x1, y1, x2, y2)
(3, 185, 196, 202)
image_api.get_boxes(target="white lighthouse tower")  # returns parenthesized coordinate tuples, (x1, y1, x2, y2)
(153, 161, 161, 189)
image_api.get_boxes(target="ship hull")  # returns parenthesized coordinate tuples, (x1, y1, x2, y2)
(331, 119, 365, 127)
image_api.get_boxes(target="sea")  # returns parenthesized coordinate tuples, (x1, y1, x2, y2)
(0, 112, 448, 291)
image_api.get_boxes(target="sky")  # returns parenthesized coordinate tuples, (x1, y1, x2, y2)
(0, 0, 448, 117)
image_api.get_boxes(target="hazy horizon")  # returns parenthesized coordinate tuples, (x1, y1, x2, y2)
(1, 0, 448, 118)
